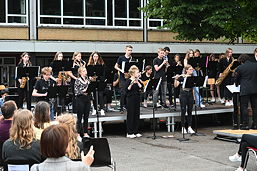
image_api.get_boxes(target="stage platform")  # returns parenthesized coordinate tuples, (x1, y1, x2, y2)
(88, 104, 233, 137)
(213, 129, 257, 143)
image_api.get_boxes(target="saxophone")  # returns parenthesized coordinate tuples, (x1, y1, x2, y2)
(215, 59, 237, 86)
(20, 77, 29, 88)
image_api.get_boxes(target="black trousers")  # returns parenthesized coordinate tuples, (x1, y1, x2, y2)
(167, 82, 173, 105)
(71, 80, 77, 113)
(223, 76, 233, 100)
(18, 85, 32, 110)
(92, 90, 104, 110)
(238, 134, 257, 167)
(233, 93, 240, 126)
(76, 94, 91, 136)
(240, 93, 257, 126)
(126, 94, 140, 134)
(119, 80, 126, 109)
(179, 90, 194, 127)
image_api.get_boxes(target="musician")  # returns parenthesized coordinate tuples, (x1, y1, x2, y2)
(218, 48, 234, 106)
(235, 54, 257, 130)
(125, 65, 143, 138)
(173, 54, 184, 100)
(74, 67, 91, 138)
(68, 52, 86, 113)
(216, 53, 226, 103)
(49, 52, 67, 113)
(114, 45, 133, 113)
(32, 67, 56, 120)
(141, 65, 153, 108)
(164, 47, 174, 107)
(87, 51, 106, 116)
(153, 48, 169, 108)
(16, 52, 33, 110)
(174, 65, 195, 134)
(207, 54, 219, 102)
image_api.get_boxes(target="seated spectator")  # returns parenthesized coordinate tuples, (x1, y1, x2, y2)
(34, 101, 57, 140)
(229, 134, 257, 171)
(31, 124, 94, 171)
(2, 109, 43, 163)
(0, 88, 8, 115)
(57, 114, 82, 159)
(0, 100, 17, 142)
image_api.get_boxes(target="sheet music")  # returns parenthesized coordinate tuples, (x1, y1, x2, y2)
(121, 61, 125, 73)
(8, 164, 29, 171)
(226, 84, 240, 93)
(155, 77, 162, 91)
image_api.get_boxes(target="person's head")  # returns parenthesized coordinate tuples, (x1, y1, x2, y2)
(9, 109, 35, 148)
(20, 52, 30, 64)
(184, 65, 194, 75)
(209, 54, 216, 61)
(219, 53, 226, 61)
(157, 48, 165, 58)
(125, 45, 133, 57)
(57, 114, 80, 159)
(185, 49, 194, 59)
(72, 52, 82, 61)
(174, 54, 181, 62)
(164, 47, 170, 56)
(145, 65, 152, 74)
(1, 100, 17, 120)
(194, 49, 201, 57)
(226, 48, 233, 58)
(88, 51, 104, 65)
(34, 101, 51, 129)
(41, 67, 52, 80)
(41, 124, 69, 158)
(54, 52, 63, 61)
(254, 48, 257, 58)
(129, 65, 140, 78)
(78, 66, 87, 77)
(238, 54, 250, 64)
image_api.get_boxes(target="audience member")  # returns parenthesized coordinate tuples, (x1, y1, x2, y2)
(31, 124, 94, 171)
(2, 109, 43, 163)
(0, 101, 17, 142)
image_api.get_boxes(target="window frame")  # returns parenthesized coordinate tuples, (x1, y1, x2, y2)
(0, 0, 28, 26)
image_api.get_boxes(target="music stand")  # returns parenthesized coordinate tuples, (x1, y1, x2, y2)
(145, 78, 162, 139)
(184, 76, 206, 137)
(87, 65, 105, 137)
(16, 66, 40, 110)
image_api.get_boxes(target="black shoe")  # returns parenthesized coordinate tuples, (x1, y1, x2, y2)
(240, 126, 250, 130)
(232, 124, 239, 130)
(251, 125, 257, 130)
(162, 105, 169, 109)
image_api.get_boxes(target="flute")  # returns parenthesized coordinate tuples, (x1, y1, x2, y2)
(172, 74, 186, 79)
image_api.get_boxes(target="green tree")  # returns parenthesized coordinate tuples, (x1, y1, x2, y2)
(141, 0, 257, 43)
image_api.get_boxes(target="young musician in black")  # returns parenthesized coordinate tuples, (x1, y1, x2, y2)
(164, 47, 174, 107)
(125, 65, 143, 138)
(235, 54, 257, 130)
(32, 67, 56, 120)
(173, 54, 184, 101)
(16, 52, 33, 109)
(207, 54, 219, 102)
(74, 67, 91, 138)
(87, 51, 106, 116)
(174, 65, 195, 134)
(114, 45, 133, 113)
(153, 48, 169, 108)
(68, 52, 86, 113)
(140, 65, 153, 108)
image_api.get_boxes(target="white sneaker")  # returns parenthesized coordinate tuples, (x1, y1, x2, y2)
(220, 98, 225, 104)
(135, 133, 142, 137)
(200, 104, 206, 108)
(225, 101, 230, 106)
(211, 98, 215, 102)
(126, 134, 136, 138)
(181, 127, 187, 134)
(229, 153, 242, 162)
(156, 103, 162, 107)
(229, 100, 233, 106)
(92, 109, 96, 115)
(100, 109, 105, 116)
(235, 167, 246, 171)
(188, 127, 195, 134)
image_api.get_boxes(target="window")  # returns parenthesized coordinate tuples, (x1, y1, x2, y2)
(0, 0, 28, 25)
(38, 0, 143, 28)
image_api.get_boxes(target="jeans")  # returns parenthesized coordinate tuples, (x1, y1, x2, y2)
(193, 70, 203, 106)
(153, 80, 167, 106)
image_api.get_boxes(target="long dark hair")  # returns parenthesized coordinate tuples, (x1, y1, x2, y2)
(18, 52, 32, 65)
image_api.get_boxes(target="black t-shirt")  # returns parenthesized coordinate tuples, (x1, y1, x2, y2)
(34, 78, 56, 101)
(141, 73, 151, 81)
(116, 56, 130, 81)
(153, 57, 167, 81)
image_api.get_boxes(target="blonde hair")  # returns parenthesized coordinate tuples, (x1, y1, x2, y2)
(77, 66, 87, 77)
(129, 65, 139, 76)
(57, 114, 80, 159)
(72, 52, 81, 60)
(9, 109, 35, 149)
(54, 52, 63, 61)
(41, 67, 52, 75)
